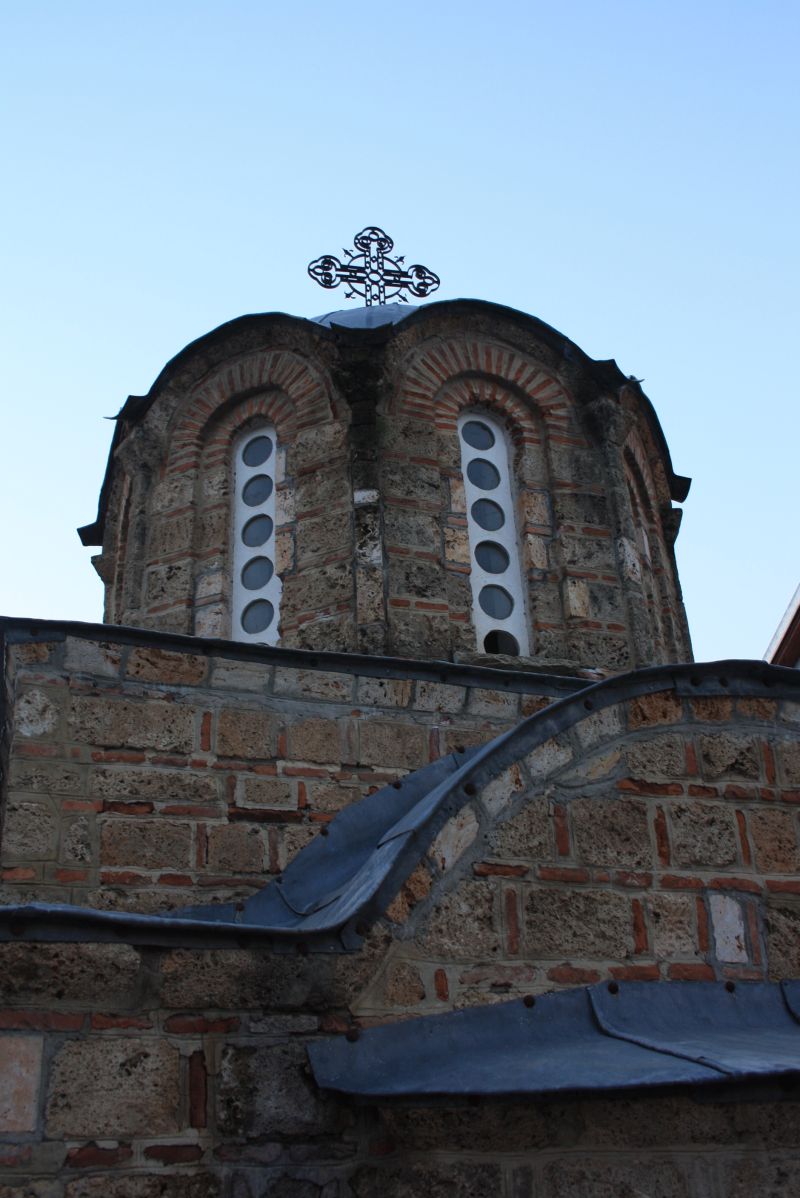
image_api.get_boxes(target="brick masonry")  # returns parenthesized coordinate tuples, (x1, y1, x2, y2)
(1, 629, 800, 1195)
(88, 306, 691, 672)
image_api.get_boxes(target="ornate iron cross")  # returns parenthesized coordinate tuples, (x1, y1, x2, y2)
(308, 226, 440, 307)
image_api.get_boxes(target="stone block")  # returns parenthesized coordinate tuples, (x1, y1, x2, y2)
(280, 823, 320, 867)
(216, 1042, 343, 1136)
(91, 766, 219, 806)
(64, 638, 122, 678)
(100, 819, 192, 870)
(63, 1174, 220, 1197)
(207, 824, 267, 873)
(525, 736, 572, 777)
(749, 808, 800, 873)
(625, 733, 687, 778)
(383, 961, 426, 1006)
(288, 718, 341, 764)
(444, 525, 470, 565)
(69, 697, 195, 753)
(480, 763, 526, 818)
(574, 705, 623, 750)
(15, 688, 60, 738)
(522, 490, 551, 527)
(649, 893, 699, 959)
(356, 676, 413, 708)
(349, 1164, 502, 1197)
(0, 942, 141, 1004)
(417, 880, 500, 959)
(388, 556, 446, 602)
(294, 468, 349, 515)
(144, 560, 192, 605)
(487, 796, 550, 859)
(217, 708, 278, 758)
(429, 807, 479, 872)
(359, 720, 427, 770)
(524, 888, 633, 959)
(0, 1035, 42, 1132)
(210, 658, 271, 692)
(240, 777, 294, 808)
(467, 688, 519, 720)
(283, 561, 353, 617)
(699, 732, 759, 781)
(273, 668, 354, 703)
(382, 459, 440, 504)
(669, 803, 738, 868)
(126, 646, 207, 685)
(628, 690, 683, 729)
(160, 949, 322, 1009)
(295, 508, 351, 565)
(2, 798, 59, 860)
(384, 508, 439, 550)
(778, 741, 800, 786)
(709, 893, 747, 963)
(414, 680, 465, 713)
(765, 901, 800, 977)
(721, 1157, 800, 1198)
(7, 760, 82, 794)
(570, 797, 651, 868)
(62, 815, 91, 863)
(46, 1037, 180, 1136)
(539, 1157, 690, 1197)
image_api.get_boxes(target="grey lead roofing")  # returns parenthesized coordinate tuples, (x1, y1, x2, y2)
(0, 632, 798, 952)
(308, 981, 800, 1099)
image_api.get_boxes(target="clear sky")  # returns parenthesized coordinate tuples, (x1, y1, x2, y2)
(1, 0, 797, 662)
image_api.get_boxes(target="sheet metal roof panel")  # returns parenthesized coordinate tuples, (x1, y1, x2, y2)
(308, 982, 800, 1099)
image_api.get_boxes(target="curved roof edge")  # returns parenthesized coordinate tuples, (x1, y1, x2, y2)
(78, 299, 690, 545)
(0, 658, 795, 952)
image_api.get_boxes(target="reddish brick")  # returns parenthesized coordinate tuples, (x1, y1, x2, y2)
(90, 1014, 153, 1030)
(660, 874, 703, 890)
(619, 778, 682, 796)
(709, 876, 761, 894)
(746, 902, 763, 965)
(537, 866, 590, 883)
(632, 899, 648, 954)
(66, 1142, 133, 1168)
(472, 862, 530, 877)
(189, 1049, 207, 1128)
(103, 801, 154, 816)
(144, 1144, 203, 1163)
(654, 807, 670, 866)
(547, 964, 601, 984)
(668, 963, 715, 981)
(765, 878, 800, 893)
(164, 1015, 240, 1034)
(688, 784, 717, 797)
(696, 897, 710, 953)
(0, 1010, 84, 1031)
(614, 871, 653, 888)
(200, 712, 212, 752)
(736, 810, 753, 866)
(434, 969, 449, 1002)
(55, 869, 89, 883)
(2, 867, 36, 882)
(763, 742, 776, 785)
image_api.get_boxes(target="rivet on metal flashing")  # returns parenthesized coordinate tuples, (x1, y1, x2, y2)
(523, 994, 535, 1008)
(454, 745, 465, 754)
(464, 782, 477, 796)
(725, 980, 736, 993)
(235, 901, 245, 912)
(583, 699, 593, 710)
(346, 1027, 360, 1043)
(9, 921, 25, 938)
(355, 922, 369, 937)
(608, 981, 619, 995)
(690, 676, 701, 687)
(392, 780, 402, 789)
(297, 942, 309, 956)
(320, 825, 330, 837)
(719, 676, 729, 688)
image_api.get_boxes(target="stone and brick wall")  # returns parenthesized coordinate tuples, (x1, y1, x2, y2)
(2, 623, 800, 1195)
(86, 304, 691, 673)
(0, 625, 563, 913)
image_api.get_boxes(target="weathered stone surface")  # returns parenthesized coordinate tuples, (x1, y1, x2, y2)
(207, 823, 266, 873)
(417, 881, 500, 958)
(349, 1163, 502, 1197)
(383, 961, 426, 1006)
(91, 766, 219, 805)
(524, 888, 633, 959)
(64, 638, 122, 677)
(487, 796, 550, 859)
(570, 797, 650, 868)
(126, 646, 207, 685)
(240, 777, 294, 808)
(698, 732, 760, 781)
(0, 943, 141, 1003)
(749, 808, 800, 873)
(779, 741, 800, 786)
(217, 708, 278, 758)
(709, 893, 747, 963)
(413, 681, 464, 714)
(100, 818, 192, 870)
(669, 803, 738, 868)
(288, 718, 341, 763)
(15, 688, 60, 738)
(722, 1157, 800, 1198)
(765, 902, 800, 977)
(359, 720, 427, 770)
(217, 1042, 344, 1136)
(46, 1037, 181, 1136)
(429, 807, 479, 872)
(0, 1035, 42, 1132)
(650, 893, 699, 959)
(2, 798, 58, 859)
(160, 949, 330, 1010)
(480, 763, 526, 817)
(69, 697, 194, 752)
(625, 733, 687, 778)
(538, 1157, 690, 1197)
(63, 1176, 220, 1198)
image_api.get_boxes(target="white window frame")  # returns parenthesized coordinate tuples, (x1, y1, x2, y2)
(232, 426, 282, 645)
(458, 410, 530, 656)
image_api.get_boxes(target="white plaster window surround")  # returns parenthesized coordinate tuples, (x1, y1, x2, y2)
(457, 411, 530, 656)
(232, 427, 282, 645)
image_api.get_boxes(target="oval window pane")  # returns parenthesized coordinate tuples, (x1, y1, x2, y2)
(461, 420, 495, 451)
(241, 556, 274, 590)
(241, 599, 274, 634)
(479, 585, 514, 620)
(471, 499, 505, 531)
(242, 515, 273, 547)
(475, 541, 510, 574)
(242, 435, 273, 467)
(242, 474, 273, 506)
(466, 458, 500, 490)
(484, 630, 520, 655)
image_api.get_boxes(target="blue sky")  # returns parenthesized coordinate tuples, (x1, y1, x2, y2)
(1, 0, 797, 661)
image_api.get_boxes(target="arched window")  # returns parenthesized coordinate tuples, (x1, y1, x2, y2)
(232, 426, 282, 644)
(458, 411, 529, 656)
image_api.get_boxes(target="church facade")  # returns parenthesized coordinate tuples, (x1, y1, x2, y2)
(1, 291, 800, 1197)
